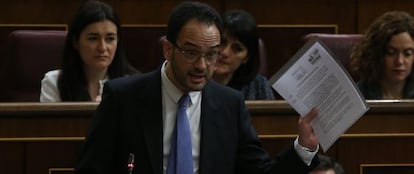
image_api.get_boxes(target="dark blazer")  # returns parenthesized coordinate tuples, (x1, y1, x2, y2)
(75, 68, 317, 174)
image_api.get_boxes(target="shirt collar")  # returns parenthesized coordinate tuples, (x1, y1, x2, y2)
(161, 60, 200, 105)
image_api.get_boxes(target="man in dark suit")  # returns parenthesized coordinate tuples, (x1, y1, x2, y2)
(76, 1, 320, 174)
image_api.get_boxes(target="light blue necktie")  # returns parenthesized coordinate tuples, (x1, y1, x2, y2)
(167, 94, 193, 174)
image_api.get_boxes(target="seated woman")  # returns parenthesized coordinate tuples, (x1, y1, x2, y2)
(40, 0, 137, 102)
(213, 10, 275, 100)
(351, 11, 414, 99)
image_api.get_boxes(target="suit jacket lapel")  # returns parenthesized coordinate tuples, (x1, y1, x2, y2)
(199, 82, 220, 174)
(137, 70, 164, 174)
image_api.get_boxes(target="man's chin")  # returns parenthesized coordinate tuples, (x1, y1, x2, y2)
(187, 83, 207, 91)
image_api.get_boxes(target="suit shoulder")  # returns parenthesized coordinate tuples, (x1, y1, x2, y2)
(106, 71, 160, 92)
(206, 81, 244, 100)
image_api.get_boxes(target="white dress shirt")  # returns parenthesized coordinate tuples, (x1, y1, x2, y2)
(161, 61, 202, 174)
(40, 69, 107, 102)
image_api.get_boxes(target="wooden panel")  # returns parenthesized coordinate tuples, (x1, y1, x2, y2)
(0, 1, 221, 25)
(114, 1, 222, 24)
(1, 0, 414, 36)
(222, 0, 356, 33)
(361, 164, 414, 174)
(248, 100, 414, 174)
(249, 100, 414, 135)
(0, 140, 80, 174)
(49, 168, 74, 174)
(0, 1, 353, 31)
(0, 1, 81, 24)
(0, 100, 413, 174)
(357, 0, 414, 33)
(0, 142, 24, 174)
(339, 137, 414, 174)
(258, 25, 337, 77)
(0, 102, 94, 138)
(26, 141, 82, 174)
(121, 25, 166, 73)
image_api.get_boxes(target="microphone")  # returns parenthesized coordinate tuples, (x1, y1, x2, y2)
(127, 153, 135, 174)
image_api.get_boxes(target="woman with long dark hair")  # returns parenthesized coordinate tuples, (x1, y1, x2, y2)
(213, 10, 275, 100)
(351, 11, 414, 99)
(40, 0, 137, 102)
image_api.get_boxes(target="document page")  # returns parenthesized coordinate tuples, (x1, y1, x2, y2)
(269, 39, 369, 152)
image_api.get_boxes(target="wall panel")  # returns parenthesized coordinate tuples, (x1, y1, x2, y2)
(1, 0, 414, 34)
(357, 0, 414, 33)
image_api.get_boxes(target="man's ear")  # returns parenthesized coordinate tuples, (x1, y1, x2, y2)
(162, 38, 173, 60)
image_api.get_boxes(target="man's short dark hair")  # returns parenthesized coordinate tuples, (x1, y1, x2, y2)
(166, 1, 223, 45)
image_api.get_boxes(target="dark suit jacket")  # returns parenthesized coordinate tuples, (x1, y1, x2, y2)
(76, 68, 318, 174)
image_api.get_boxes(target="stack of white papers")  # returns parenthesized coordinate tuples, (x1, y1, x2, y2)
(269, 39, 369, 152)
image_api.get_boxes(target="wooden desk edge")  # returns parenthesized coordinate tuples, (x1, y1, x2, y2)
(0, 100, 413, 114)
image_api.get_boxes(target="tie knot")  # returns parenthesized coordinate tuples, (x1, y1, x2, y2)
(178, 94, 190, 108)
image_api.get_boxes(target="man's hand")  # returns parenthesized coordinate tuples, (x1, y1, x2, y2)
(298, 107, 319, 150)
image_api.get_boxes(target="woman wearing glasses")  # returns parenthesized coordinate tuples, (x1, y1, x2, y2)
(213, 10, 275, 100)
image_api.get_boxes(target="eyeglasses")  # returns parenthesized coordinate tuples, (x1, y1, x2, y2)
(174, 44, 220, 65)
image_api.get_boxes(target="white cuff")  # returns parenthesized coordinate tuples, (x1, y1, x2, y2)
(293, 137, 319, 165)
